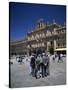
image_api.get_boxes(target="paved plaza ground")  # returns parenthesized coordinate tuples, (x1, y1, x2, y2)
(10, 56, 66, 88)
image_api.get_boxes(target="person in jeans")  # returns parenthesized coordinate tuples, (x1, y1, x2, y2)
(35, 55, 41, 79)
(30, 54, 35, 77)
(46, 54, 50, 76)
(42, 53, 49, 77)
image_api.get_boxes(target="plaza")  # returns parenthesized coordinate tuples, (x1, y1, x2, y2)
(10, 56, 66, 88)
(9, 3, 66, 88)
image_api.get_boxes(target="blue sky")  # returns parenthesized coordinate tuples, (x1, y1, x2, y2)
(9, 2, 66, 41)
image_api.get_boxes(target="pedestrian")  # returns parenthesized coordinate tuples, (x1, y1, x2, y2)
(46, 54, 50, 76)
(53, 55, 55, 62)
(58, 54, 63, 63)
(39, 54, 44, 77)
(40, 53, 48, 77)
(60, 53, 63, 62)
(30, 53, 35, 77)
(34, 55, 41, 79)
(58, 54, 61, 63)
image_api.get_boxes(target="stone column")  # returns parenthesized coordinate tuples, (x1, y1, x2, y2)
(54, 40, 56, 51)
(47, 41, 50, 52)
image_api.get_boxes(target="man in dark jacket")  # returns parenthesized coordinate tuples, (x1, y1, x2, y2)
(30, 54, 35, 76)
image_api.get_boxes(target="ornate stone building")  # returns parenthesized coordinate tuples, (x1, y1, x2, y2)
(10, 37, 28, 55)
(10, 19, 66, 56)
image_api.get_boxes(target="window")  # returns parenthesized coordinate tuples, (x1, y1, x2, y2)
(28, 37, 31, 41)
(42, 33, 45, 37)
(32, 35, 34, 40)
(51, 41, 53, 45)
(58, 37, 59, 40)
(58, 43, 60, 47)
(40, 34, 42, 37)
(63, 43, 64, 46)
(57, 31, 59, 34)
(46, 30, 51, 36)
(36, 34, 39, 39)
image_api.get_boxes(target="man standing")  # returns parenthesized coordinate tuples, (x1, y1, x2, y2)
(30, 53, 35, 77)
(46, 54, 50, 76)
(42, 53, 49, 77)
(58, 53, 63, 63)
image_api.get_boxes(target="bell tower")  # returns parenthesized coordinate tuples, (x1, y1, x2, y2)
(36, 19, 45, 29)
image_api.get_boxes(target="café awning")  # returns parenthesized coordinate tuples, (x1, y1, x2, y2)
(55, 48, 66, 51)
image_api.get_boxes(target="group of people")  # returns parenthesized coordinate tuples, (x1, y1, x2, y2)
(15, 52, 64, 79)
(30, 53, 50, 79)
(52, 53, 63, 63)
(16, 55, 24, 64)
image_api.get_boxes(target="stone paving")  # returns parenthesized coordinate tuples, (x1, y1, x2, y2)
(10, 56, 66, 88)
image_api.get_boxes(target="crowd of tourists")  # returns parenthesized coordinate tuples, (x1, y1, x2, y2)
(29, 52, 64, 79)
(11, 52, 64, 79)
(30, 53, 50, 79)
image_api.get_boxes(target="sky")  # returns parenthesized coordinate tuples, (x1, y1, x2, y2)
(9, 2, 66, 41)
